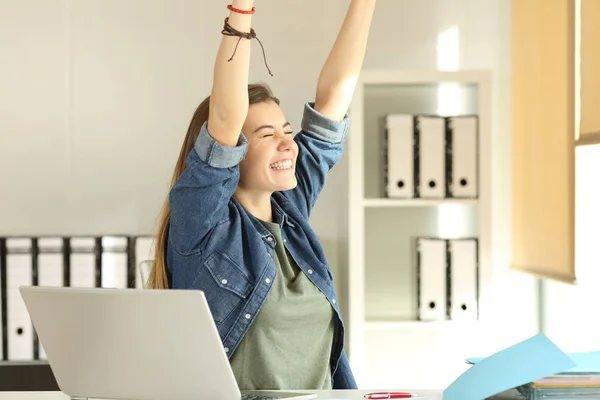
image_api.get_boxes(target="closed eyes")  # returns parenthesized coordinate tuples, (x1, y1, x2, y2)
(262, 132, 293, 138)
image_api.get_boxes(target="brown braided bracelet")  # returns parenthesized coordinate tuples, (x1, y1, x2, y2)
(221, 17, 273, 77)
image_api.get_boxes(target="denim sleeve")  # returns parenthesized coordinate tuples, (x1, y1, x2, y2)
(168, 121, 248, 255)
(333, 349, 358, 389)
(283, 102, 349, 217)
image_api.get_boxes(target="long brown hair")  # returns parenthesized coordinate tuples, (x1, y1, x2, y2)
(148, 82, 280, 289)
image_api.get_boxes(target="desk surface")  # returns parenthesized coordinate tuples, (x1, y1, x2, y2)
(0, 390, 443, 400)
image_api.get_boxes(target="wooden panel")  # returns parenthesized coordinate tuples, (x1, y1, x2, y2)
(0, 362, 58, 391)
(580, 0, 600, 140)
(510, 0, 576, 282)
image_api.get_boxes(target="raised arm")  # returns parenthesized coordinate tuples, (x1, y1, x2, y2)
(314, 0, 376, 121)
(168, 1, 256, 255)
(281, 0, 376, 216)
(207, 0, 255, 146)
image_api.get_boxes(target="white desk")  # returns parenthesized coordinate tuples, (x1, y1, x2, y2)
(0, 390, 443, 400)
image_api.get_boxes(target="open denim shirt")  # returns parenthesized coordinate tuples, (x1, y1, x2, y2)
(166, 102, 357, 389)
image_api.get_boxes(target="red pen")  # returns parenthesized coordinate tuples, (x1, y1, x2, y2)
(363, 392, 416, 399)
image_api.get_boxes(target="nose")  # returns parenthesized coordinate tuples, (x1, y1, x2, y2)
(276, 133, 294, 151)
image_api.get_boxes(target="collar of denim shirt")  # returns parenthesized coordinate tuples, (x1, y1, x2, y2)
(230, 196, 296, 248)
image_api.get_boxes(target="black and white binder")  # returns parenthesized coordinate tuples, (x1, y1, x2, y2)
(37, 238, 64, 288)
(36, 237, 64, 360)
(101, 237, 129, 289)
(446, 116, 479, 198)
(385, 114, 416, 198)
(69, 238, 96, 288)
(416, 237, 448, 321)
(448, 238, 479, 320)
(416, 115, 446, 198)
(6, 238, 33, 361)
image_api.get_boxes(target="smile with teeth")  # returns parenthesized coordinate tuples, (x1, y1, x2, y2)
(270, 160, 293, 170)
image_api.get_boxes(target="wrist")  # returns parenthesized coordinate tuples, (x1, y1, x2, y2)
(230, 0, 255, 10)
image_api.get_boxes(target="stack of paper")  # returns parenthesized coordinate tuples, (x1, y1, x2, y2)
(441, 335, 600, 400)
(516, 373, 600, 398)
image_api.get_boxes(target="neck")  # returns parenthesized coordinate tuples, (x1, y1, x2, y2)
(234, 188, 273, 222)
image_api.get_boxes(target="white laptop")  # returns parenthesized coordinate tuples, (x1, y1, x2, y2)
(19, 286, 318, 400)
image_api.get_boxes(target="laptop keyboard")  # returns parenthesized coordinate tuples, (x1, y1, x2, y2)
(242, 393, 281, 400)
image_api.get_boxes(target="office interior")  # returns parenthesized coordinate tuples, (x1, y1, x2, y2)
(1, 0, 599, 393)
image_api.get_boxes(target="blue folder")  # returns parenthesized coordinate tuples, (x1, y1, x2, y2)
(466, 349, 600, 374)
(442, 334, 578, 400)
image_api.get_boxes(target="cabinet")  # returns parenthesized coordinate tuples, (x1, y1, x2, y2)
(346, 70, 512, 389)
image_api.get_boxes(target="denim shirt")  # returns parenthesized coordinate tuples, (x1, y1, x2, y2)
(166, 102, 357, 390)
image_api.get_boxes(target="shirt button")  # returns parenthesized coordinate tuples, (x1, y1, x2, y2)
(332, 299, 337, 304)
(265, 278, 271, 284)
(245, 313, 251, 320)
(307, 269, 313, 274)
(221, 279, 228, 285)
(267, 236, 273, 242)
(224, 347, 229, 353)
(283, 238, 287, 243)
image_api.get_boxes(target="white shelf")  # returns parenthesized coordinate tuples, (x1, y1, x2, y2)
(346, 69, 494, 388)
(363, 198, 478, 208)
(364, 320, 481, 331)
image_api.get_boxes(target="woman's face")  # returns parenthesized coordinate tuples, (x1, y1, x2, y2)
(238, 101, 299, 193)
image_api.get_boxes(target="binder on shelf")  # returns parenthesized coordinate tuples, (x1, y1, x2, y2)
(101, 236, 129, 289)
(134, 236, 155, 289)
(416, 237, 447, 321)
(36, 238, 64, 360)
(69, 237, 96, 288)
(5, 238, 33, 361)
(447, 116, 479, 198)
(0, 234, 148, 361)
(384, 114, 416, 198)
(37, 238, 64, 288)
(416, 115, 446, 198)
(448, 238, 479, 320)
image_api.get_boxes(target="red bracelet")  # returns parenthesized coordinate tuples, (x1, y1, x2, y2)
(227, 4, 255, 14)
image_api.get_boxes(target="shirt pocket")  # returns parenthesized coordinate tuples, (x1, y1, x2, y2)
(197, 251, 253, 324)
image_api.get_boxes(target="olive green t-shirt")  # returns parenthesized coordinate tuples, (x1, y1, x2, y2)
(229, 219, 335, 390)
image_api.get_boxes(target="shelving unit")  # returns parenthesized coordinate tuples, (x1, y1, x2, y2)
(347, 70, 495, 389)
(363, 199, 478, 208)
(363, 320, 481, 331)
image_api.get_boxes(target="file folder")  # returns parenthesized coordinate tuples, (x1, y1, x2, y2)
(101, 237, 129, 289)
(6, 238, 33, 361)
(385, 114, 416, 198)
(416, 116, 446, 198)
(37, 238, 64, 287)
(448, 238, 479, 320)
(416, 237, 448, 321)
(447, 116, 479, 198)
(36, 238, 64, 360)
(69, 238, 96, 288)
(135, 236, 155, 289)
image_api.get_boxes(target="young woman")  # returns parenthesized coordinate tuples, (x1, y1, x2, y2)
(148, 0, 376, 390)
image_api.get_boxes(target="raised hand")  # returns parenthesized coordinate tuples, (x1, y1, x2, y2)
(314, 0, 376, 121)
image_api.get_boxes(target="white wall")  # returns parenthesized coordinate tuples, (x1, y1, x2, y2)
(541, 144, 600, 353)
(1, 0, 542, 387)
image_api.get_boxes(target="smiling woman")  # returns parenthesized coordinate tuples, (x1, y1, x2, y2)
(146, 0, 376, 391)
(236, 100, 300, 211)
